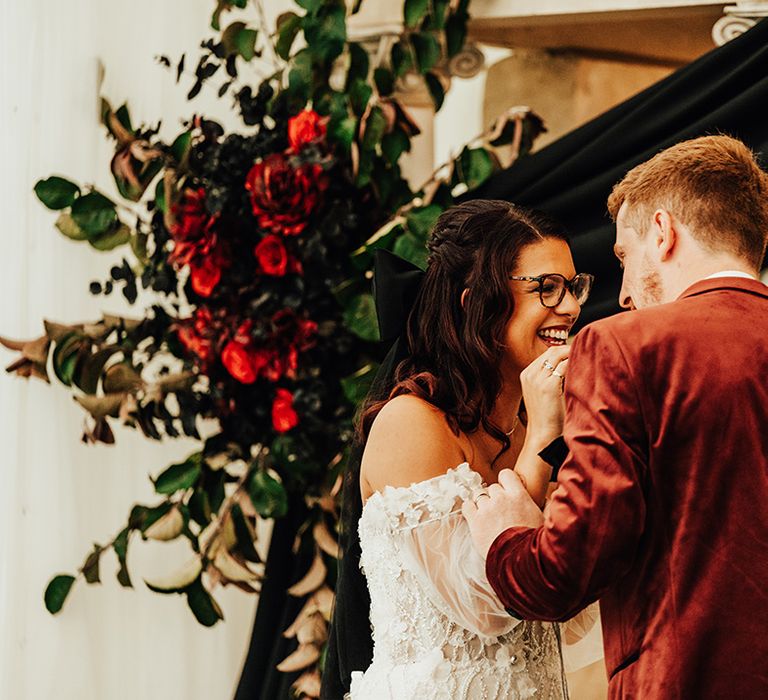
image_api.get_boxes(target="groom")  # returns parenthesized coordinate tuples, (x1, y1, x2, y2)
(464, 135, 768, 698)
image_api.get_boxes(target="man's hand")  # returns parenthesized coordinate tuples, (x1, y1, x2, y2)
(462, 469, 544, 559)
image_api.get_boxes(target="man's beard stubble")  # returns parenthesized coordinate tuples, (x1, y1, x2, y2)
(634, 251, 664, 308)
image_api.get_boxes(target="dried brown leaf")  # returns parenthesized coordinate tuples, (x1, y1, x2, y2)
(276, 643, 320, 673)
(312, 521, 339, 559)
(287, 552, 327, 597)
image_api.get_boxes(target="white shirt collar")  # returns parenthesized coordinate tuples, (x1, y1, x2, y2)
(703, 270, 758, 281)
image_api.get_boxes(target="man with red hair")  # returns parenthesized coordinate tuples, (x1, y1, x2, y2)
(464, 135, 768, 698)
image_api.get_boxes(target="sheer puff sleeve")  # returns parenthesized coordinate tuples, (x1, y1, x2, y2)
(369, 463, 522, 640)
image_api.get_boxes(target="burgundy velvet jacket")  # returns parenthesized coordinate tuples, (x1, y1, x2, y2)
(486, 278, 768, 699)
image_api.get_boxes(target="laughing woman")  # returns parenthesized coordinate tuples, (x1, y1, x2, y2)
(324, 200, 602, 700)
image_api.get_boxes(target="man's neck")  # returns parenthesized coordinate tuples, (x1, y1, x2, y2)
(665, 258, 758, 300)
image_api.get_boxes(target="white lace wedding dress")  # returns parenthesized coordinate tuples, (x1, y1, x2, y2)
(348, 463, 601, 700)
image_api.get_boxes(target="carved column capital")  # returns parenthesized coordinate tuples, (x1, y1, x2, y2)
(713, 1, 768, 46)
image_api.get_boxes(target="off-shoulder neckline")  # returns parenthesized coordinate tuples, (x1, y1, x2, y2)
(362, 461, 477, 509)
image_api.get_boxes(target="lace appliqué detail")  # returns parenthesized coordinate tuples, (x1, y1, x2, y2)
(349, 463, 567, 700)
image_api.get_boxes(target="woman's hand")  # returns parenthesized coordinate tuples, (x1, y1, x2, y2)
(519, 345, 570, 448)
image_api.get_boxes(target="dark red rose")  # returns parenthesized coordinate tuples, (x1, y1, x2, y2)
(271, 309, 318, 352)
(171, 188, 210, 241)
(177, 326, 214, 364)
(254, 234, 288, 276)
(222, 340, 258, 384)
(288, 255, 303, 276)
(176, 307, 217, 365)
(245, 153, 328, 236)
(193, 307, 214, 336)
(272, 388, 298, 433)
(288, 109, 327, 152)
(190, 255, 222, 297)
(295, 318, 318, 351)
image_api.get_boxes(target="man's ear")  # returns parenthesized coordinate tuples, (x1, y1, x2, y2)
(652, 209, 677, 262)
(460, 288, 469, 308)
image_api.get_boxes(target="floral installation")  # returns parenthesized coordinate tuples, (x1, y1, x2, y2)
(1, 0, 542, 695)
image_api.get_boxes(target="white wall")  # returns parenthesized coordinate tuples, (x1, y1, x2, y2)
(0, 1, 292, 698)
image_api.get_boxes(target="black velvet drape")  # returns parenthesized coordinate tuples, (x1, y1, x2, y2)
(234, 19, 768, 699)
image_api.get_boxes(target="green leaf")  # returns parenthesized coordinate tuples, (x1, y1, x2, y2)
(113, 527, 133, 587)
(361, 106, 387, 152)
(248, 469, 288, 519)
(446, 11, 469, 58)
(424, 0, 449, 30)
(170, 130, 192, 164)
(314, 90, 347, 120)
(343, 293, 380, 342)
(230, 504, 261, 563)
(459, 147, 495, 189)
(52, 332, 83, 387)
(341, 363, 378, 405)
(130, 230, 150, 265)
(276, 13, 302, 61)
(404, 0, 429, 28)
(303, 5, 346, 62)
(346, 43, 369, 88)
(348, 79, 372, 118)
(329, 115, 357, 151)
(297, 0, 321, 10)
(129, 503, 173, 534)
(373, 67, 394, 97)
(391, 41, 414, 79)
(81, 545, 103, 584)
(55, 213, 88, 241)
(154, 454, 202, 495)
(44, 574, 76, 614)
(185, 577, 224, 627)
(34, 176, 80, 210)
(210, 0, 228, 31)
(154, 178, 167, 214)
(188, 488, 212, 527)
(71, 192, 118, 237)
(355, 149, 374, 188)
(411, 33, 441, 74)
(425, 72, 445, 111)
(406, 204, 442, 239)
(393, 231, 428, 269)
(381, 128, 411, 164)
(235, 27, 258, 61)
(115, 104, 133, 134)
(221, 22, 258, 61)
(89, 223, 131, 252)
(287, 49, 313, 103)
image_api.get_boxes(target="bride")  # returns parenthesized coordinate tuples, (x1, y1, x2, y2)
(323, 200, 601, 699)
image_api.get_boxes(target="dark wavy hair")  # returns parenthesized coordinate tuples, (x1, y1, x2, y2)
(359, 199, 569, 459)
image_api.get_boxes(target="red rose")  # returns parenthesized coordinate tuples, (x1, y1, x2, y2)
(177, 326, 214, 364)
(288, 109, 327, 152)
(272, 388, 298, 433)
(245, 153, 328, 236)
(222, 340, 258, 384)
(190, 255, 222, 297)
(171, 188, 210, 241)
(295, 318, 318, 351)
(177, 307, 216, 365)
(254, 234, 288, 276)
